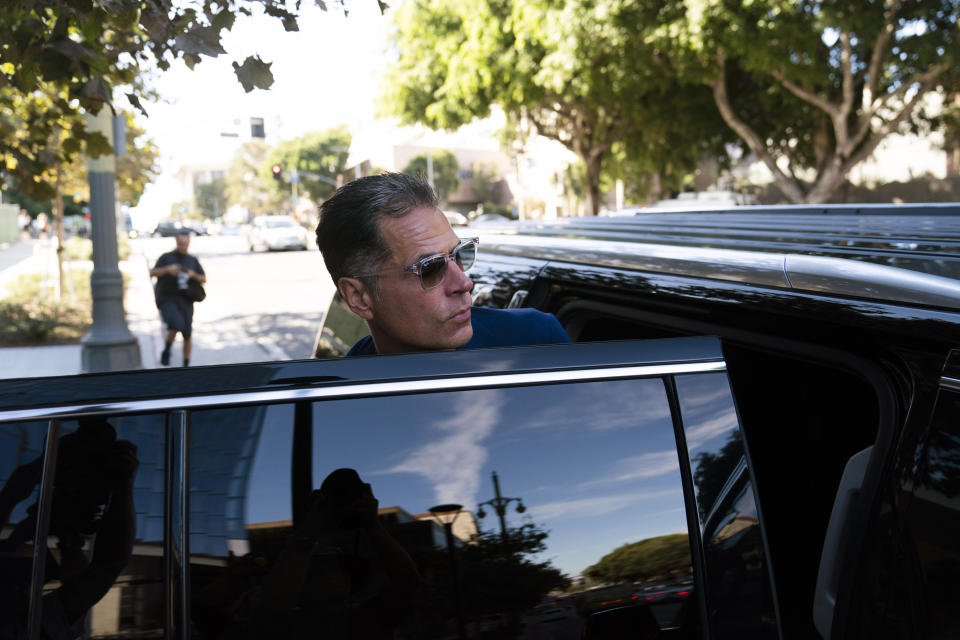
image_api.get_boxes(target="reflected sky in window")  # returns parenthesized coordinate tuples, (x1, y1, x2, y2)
(247, 378, 691, 576)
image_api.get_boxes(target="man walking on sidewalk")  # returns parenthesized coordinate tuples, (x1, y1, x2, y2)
(149, 232, 205, 366)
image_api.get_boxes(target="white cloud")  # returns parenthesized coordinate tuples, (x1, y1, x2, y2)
(529, 487, 682, 521)
(383, 391, 504, 506)
(684, 412, 738, 452)
(577, 450, 681, 489)
(520, 379, 671, 433)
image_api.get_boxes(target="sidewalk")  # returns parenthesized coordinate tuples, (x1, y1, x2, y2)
(0, 239, 290, 380)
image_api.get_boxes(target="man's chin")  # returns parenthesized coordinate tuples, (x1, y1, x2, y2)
(444, 324, 473, 350)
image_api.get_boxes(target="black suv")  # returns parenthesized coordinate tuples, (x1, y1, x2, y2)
(1, 204, 958, 640)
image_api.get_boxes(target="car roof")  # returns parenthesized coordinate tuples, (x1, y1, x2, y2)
(476, 205, 960, 311)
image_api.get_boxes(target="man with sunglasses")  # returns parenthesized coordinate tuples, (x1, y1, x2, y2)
(316, 173, 569, 356)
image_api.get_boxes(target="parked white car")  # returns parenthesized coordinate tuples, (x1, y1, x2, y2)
(248, 215, 310, 251)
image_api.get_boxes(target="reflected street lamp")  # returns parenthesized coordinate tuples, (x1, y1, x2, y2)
(429, 503, 467, 640)
(476, 471, 525, 545)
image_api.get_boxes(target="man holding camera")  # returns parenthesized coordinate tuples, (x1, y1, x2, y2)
(150, 231, 206, 367)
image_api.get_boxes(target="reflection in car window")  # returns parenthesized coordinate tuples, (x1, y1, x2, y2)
(188, 378, 697, 638)
(0, 416, 163, 638)
(901, 388, 960, 638)
(674, 373, 778, 638)
(674, 373, 745, 525)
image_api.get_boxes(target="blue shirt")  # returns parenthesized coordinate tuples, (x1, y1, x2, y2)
(346, 307, 570, 356)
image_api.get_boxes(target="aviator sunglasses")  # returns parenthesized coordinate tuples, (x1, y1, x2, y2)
(355, 237, 479, 290)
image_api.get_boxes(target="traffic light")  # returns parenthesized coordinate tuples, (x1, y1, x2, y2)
(271, 164, 283, 182)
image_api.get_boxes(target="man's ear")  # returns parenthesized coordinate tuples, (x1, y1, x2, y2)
(338, 277, 375, 321)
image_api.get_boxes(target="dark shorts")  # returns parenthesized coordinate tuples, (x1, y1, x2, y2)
(158, 296, 194, 339)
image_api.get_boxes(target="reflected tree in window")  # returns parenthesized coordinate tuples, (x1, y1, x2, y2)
(692, 430, 745, 521)
(408, 523, 568, 637)
(584, 533, 691, 584)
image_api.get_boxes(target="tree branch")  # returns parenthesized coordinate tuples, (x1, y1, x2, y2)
(772, 67, 838, 118)
(876, 62, 948, 111)
(840, 31, 855, 120)
(845, 71, 939, 171)
(713, 53, 806, 203)
(863, 0, 902, 111)
(846, 62, 948, 156)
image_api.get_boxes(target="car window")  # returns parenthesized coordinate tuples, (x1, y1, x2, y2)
(902, 385, 960, 638)
(186, 378, 697, 639)
(0, 416, 168, 637)
(674, 372, 779, 639)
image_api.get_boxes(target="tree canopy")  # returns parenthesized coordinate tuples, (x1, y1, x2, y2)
(1, 0, 364, 200)
(381, 0, 730, 214)
(584, 533, 691, 584)
(226, 139, 285, 216)
(670, 0, 960, 203)
(264, 126, 352, 203)
(402, 150, 460, 203)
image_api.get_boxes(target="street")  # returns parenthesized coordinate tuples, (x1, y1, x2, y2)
(137, 234, 336, 364)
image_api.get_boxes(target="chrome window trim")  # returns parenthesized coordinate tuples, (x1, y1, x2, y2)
(164, 411, 191, 640)
(941, 376, 960, 392)
(27, 419, 60, 640)
(0, 361, 726, 423)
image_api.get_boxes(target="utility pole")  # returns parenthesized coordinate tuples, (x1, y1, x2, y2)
(427, 148, 434, 191)
(80, 106, 141, 373)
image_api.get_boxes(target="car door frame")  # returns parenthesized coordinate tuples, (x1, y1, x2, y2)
(0, 336, 776, 640)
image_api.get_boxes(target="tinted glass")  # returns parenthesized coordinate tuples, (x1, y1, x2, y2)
(675, 373, 778, 638)
(904, 388, 960, 636)
(189, 378, 697, 639)
(0, 415, 166, 638)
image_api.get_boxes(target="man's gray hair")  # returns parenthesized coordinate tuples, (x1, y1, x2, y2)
(316, 172, 438, 295)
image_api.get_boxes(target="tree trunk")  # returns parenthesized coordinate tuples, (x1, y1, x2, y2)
(54, 165, 65, 301)
(805, 157, 849, 204)
(584, 154, 602, 216)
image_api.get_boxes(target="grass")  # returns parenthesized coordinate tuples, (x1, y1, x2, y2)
(0, 271, 91, 345)
(64, 234, 131, 261)
(0, 269, 129, 347)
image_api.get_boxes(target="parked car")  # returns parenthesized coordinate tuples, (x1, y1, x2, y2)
(247, 214, 310, 251)
(444, 210, 469, 226)
(314, 203, 960, 639)
(1, 204, 958, 640)
(468, 212, 515, 226)
(153, 219, 203, 237)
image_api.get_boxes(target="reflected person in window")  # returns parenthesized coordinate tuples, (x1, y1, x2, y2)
(316, 172, 569, 355)
(0, 418, 138, 639)
(252, 468, 420, 638)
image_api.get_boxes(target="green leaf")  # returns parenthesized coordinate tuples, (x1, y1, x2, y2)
(264, 4, 300, 31)
(50, 39, 99, 64)
(232, 56, 274, 93)
(62, 136, 82, 156)
(174, 26, 227, 57)
(126, 92, 148, 117)
(100, 0, 127, 17)
(315, 0, 328, 11)
(84, 130, 113, 159)
(210, 9, 236, 32)
(139, 8, 170, 42)
(183, 52, 201, 69)
(378, 0, 389, 14)
(79, 77, 111, 102)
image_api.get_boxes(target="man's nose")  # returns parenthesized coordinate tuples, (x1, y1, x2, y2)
(445, 257, 473, 293)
